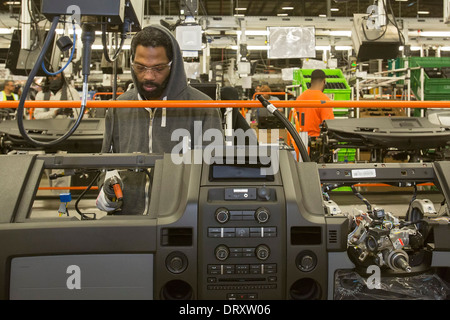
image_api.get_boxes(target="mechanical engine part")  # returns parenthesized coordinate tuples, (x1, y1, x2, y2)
(346, 187, 434, 274)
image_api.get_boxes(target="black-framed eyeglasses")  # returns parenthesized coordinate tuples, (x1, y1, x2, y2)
(131, 61, 172, 75)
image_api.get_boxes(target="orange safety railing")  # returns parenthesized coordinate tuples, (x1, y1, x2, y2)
(251, 91, 294, 101)
(92, 92, 123, 100)
(244, 91, 295, 117)
(38, 186, 99, 191)
(1, 99, 443, 191)
(352, 183, 434, 187)
(287, 109, 301, 160)
(320, 182, 436, 190)
(2, 99, 450, 109)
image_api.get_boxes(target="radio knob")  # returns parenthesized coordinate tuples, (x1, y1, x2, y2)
(165, 251, 188, 274)
(258, 187, 271, 200)
(295, 250, 317, 272)
(215, 208, 230, 224)
(254, 207, 270, 223)
(300, 256, 314, 270)
(215, 245, 230, 261)
(255, 245, 270, 261)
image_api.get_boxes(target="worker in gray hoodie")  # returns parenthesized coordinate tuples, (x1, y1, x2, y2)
(96, 25, 223, 215)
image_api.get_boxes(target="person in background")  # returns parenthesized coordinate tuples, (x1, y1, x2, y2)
(33, 72, 80, 194)
(295, 69, 334, 137)
(252, 84, 280, 123)
(33, 72, 80, 119)
(0, 80, 19, 120)
(254, 84, 261, 95)
(0, 80, 18, 101)
(259, 84, 280, 101)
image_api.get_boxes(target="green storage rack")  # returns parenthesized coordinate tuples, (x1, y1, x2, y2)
(390, 57, 450, 101)
(293, 68, 352, 101)
(336, 147, 356, 163)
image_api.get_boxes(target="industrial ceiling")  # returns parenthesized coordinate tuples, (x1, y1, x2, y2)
(0, 1, 448, 84)
(0, 1, 444, 19)
(146, 0, 444, 18)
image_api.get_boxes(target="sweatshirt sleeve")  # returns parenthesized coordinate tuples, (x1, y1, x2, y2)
(101, 108, 115, 153)
(33, 108, 55, 119)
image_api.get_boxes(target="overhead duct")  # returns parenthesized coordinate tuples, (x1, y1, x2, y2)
(351, 13, 401, 62)
(41, 0, 144, 32)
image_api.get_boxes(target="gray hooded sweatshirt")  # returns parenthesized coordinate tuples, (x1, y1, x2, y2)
(100, 25, 223, 215)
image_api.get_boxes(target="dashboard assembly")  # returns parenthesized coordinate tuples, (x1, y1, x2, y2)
(0, 148, 449, 300)
(314, 117, 450, 163)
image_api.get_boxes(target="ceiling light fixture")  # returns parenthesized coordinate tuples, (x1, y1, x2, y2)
(0, 28, 13, 34)
(330, 30, 352, 37)
(412, 31, 450, 37)
(335, 46, 353, 51)
(230, 45, 270, 51)
(316, 45, 332, 50)
(92, 44, 131, 50)
(236, 30, 269, 36)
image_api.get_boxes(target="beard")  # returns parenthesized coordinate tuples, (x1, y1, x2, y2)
(130, 67, 170, 100)
(136, 80, 165, 100)
(133, 69, 170, 101)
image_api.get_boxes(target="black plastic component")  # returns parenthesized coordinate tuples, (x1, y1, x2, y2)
(296, 250, 317, 272)
(255, 244, 270, 261)
(166, 251, 188, 274)
(215, 208, 230, 224)
(254, 207, 270, 223)
(215, 245, 230, 261)
(56, 36, 73, 52)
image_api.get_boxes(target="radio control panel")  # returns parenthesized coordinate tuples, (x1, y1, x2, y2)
(198, 186, 285, 300)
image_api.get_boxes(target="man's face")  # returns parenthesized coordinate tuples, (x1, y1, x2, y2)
(5, 82, 15, 93)
(132, 45, 171, 100)
(49, 73, 62, 82)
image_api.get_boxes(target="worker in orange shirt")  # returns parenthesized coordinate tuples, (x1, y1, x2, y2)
(295, 69, 334, 137)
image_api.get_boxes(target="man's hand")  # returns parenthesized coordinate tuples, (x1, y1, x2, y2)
(55, 108, 74, 117)
(96, 170, 124, 213)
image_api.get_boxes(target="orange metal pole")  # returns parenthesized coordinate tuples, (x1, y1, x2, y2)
(38, 186, 99, 190)
(287, 109, 300, 160)
(252, 91, 294, 100)
(92, 92, 123, 99)
(1, 100, 450, 109)
(353, 183, 434, 187)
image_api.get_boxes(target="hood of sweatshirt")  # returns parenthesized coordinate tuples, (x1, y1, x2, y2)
(130, 24, 189, 101)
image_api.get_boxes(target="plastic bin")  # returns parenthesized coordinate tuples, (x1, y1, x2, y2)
(390, 57, 450, 101)
(293, 69, 352, 101)
(337, 148, 356, 163)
